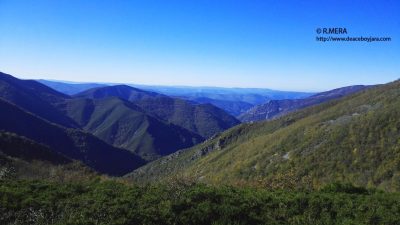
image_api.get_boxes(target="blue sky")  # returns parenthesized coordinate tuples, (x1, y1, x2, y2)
(0, 0, 399, 91)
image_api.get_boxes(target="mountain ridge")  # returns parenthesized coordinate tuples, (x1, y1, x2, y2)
(239, 85, 369, 122)
(0, 72, 78, 128)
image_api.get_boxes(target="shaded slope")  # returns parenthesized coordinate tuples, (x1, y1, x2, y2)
(127, 80, 400, 191)
(0, 98, 145, 175)
(135, 97, 240, 138)
(61, 97, 203, 160)
(0, 72, 77, 128)
(76, 85, 241, 138)
(0, 131, 72, 165)
(239, 85, 369, 122)
(0, 131, 96, 181)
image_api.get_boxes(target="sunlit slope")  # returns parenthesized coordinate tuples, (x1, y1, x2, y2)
(128, 80, 400, 191)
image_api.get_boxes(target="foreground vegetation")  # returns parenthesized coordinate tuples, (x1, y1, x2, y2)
(1, 179, 400, 225)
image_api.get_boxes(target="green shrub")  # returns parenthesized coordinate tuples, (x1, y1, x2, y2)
(1, 180, 400, 225)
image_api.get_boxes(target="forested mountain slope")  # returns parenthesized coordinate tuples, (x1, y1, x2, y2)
(61, 97, 203, 160)
(0, 98, 145, 175)
(76, 85, 241, 138)
(0, 131, 96, 181)
(128, 80, 400, 191)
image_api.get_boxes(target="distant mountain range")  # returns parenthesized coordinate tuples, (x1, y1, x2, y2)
(239, 85, 370, 122)
(37, 79, 314, 116)
(38, 79, 107, 95)
(126, 79, 400, 191)
(129, 85, 313, 105)
(37, 79, 368, 122)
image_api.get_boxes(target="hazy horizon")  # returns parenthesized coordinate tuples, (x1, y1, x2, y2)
(3, 72, 381, 93)
(1, 70, 392, 92)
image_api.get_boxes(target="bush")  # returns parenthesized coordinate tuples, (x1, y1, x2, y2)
(320, 182, 370, 194)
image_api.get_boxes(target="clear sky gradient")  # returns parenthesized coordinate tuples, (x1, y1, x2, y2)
(0, 0, 399, 91)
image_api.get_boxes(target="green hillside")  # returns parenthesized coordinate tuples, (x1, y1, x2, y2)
(0, 131, 96, 181)
(0, 98, 145, 175)
(61, 97, 203, 160)
(127, 80, 400, 191)
(76, 85, 241, 138)
(135, 97, 241, 138)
